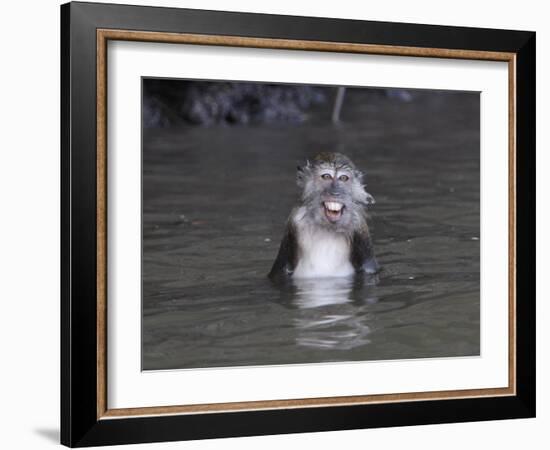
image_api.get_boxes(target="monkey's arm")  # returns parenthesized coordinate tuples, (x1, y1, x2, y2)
(350, 226, 380, 274)
(268, 222, 298, 279)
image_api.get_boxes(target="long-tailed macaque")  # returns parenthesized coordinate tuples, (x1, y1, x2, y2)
(269, 152, 379, 279)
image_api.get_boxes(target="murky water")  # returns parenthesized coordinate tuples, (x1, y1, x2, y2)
(142, 89, 480, 370)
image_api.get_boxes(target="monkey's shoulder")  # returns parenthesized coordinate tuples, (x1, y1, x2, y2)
(267, 218, 299, 280)
(350, 227, 379, 274)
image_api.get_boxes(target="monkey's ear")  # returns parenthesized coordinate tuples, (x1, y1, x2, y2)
(353, 169, 365, 183)
(296, 166, 305, 187)
(365, 191, 376, 205)
(296, 160, 310, 188)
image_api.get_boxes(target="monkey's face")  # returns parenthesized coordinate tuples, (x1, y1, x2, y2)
(297, 155, 374, 233)
(317, 166, 354, 225)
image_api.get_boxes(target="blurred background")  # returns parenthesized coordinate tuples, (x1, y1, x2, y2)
(143, 79, 413, 128)
(141, 79, 480, 371)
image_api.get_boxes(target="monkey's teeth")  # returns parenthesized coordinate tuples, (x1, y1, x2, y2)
(325, 202, 343, 212)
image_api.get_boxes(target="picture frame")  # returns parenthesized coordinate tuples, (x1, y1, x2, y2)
(60, 1, 536, 447)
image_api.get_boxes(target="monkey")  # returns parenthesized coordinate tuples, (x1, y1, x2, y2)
(268, 152, 379, 280)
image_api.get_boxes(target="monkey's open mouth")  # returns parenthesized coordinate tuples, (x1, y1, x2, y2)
(323, 201, 344, 222)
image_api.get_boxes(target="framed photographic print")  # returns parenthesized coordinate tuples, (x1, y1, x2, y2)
(60, 1, 536, 447)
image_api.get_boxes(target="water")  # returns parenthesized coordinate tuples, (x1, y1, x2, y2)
(142, 89, 480, 370)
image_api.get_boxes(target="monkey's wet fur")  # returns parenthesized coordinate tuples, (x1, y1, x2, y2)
(269, 152, 379, 280)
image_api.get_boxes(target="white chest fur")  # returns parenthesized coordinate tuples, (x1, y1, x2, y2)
(292, 226, 355, 278)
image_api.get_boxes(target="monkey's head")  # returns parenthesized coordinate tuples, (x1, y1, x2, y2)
(296, 152, 375, 233)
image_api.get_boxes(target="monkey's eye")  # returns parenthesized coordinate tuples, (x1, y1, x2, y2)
(321, 173, 332, 180)
(338, 174, 350, 182)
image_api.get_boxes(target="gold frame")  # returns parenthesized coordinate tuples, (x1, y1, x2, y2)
(96, 29, 516, 420)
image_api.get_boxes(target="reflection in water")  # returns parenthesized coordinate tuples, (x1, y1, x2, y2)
(289, 276, 378, 351)
(292, 277, 357, 308)
(142, 90, 481, 370)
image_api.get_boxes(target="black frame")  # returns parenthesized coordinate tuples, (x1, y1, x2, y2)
(61, 1, 536, 447)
